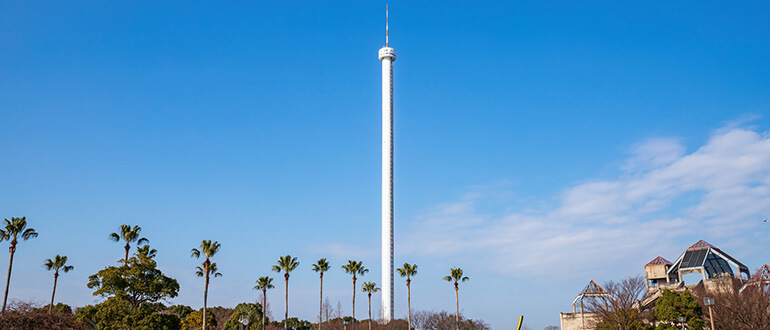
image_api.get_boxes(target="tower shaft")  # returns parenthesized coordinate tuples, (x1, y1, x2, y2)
(379, 46, 396, 322)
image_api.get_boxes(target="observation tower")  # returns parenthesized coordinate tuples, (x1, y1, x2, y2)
(379, 5, 396, 323)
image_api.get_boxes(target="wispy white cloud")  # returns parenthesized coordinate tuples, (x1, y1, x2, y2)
(401, 126, 770, 278)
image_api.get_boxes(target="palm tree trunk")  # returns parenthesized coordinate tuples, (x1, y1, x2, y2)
(319, 273, 324, 330)
(407, 280, 412, 330)
(284, 273, 289, 330)
(203, 273, 209, 330)
(263, 288, 267, 330)
(124, 242, 130, 265)
(2, 242, 17, 313)
(49, 272, 59, 314)
(368, 293, 372, 330)
(454, 285, 459, 330)
(352, 277, 356, 330)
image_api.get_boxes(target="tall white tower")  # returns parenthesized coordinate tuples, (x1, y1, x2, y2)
(378, 5, 396, 323)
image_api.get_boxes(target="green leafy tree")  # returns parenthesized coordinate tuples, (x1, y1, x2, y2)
(76, 297, 181, 329)
(342, 260, 368, 330)
(313, 258, 330, 330)
(271, 317, 312, 330)
(87, 245, 179, 308)
(253, 276, 274, 330)
(443, 268, 469, 330)
(654, 290, 705, 330)
(272, 255, 299, 330)
(168, 304, 194, 319)
(222, 302, 264, 330)
(361, 282, 380, 330)
(43, 255, 74, 314)
(0, 217, 38, 313)
(397, 262, 418, 330)
(109, 224, 149, 265)
(191, 239, 222, 330)
(182, 308, 217, 330)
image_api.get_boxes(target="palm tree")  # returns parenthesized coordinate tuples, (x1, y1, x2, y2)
(253, 276, 274, 330)
(443, 268, 469, 330)
(108, 224, 148, 265)
(135, 245, 157, 261)
(43, 255, 74, 314)
(272, 255, 299, 330)
(0, 217, 38, 312)
(361, 282, 380, 330)
(191, 240, 222, 330)
(312, 258, 330, 330)
(397, 263, 418, 330)
(342, 260, 368, 330)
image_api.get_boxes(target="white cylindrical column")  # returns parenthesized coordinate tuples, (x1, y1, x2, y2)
(378, 46, 396, 323)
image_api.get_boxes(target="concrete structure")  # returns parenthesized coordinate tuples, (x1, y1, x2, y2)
(741, 264, 770, 292)
(560, 311, 600, 330)
(379, 5, 396, 322)
(560, 240, 763, 330)
(560, 281, 608, 330)
(644, 256, 677, 294)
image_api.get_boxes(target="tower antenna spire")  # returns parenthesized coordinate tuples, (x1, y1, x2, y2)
(386, 4, 389, 47)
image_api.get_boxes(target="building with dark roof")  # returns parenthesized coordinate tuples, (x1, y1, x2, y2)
(666, 240, 750, 284)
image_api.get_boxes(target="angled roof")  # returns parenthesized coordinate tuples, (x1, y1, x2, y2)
(749, 265, 770, 283)
(668, 240, 750, 280)
(572, 280, 609, 306)
(646, 256, 673, 267)
(581, 280, 608, 295)
(687, 240, 715, 250)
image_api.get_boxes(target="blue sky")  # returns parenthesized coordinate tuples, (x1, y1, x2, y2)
(1, 1, 770, 329)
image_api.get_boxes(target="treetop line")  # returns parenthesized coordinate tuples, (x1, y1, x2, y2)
(0, 219, 489, 330)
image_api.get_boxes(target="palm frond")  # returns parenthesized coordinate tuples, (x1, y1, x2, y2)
(254, 276, 275, 290)
(274, 255, 299, 273)
(362, 282, 380, 293)
(108, 232, 120, 242)
(118, 224, 131, 241)
(2, 217, 35, 241)
(44, 255, 72, 272)
(191, 248, 201, 259)
(136, 245, 157, 259)
(137, 237, 149, 246)
(313, 258, 330, 272)
(195, 240, 221, 259)
(21, 228, 38, 240)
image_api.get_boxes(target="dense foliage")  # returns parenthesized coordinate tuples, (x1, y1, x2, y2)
(78, 245, 181, 329)
(222, 303, 265, 330)
(272, 317, 313, 330)
(76, 297, 180, 330)
(3, 218, 494, 330)
(181, 309, 218, 329)
(654, 289, 705, 330)
(86, 246, 179, 308)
